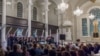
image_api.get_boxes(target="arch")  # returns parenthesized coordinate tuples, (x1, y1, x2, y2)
(89, 8, 100, 35)
(87, 6, 100, 14)
(89, 8, 100, 19)
(33, 7, 37, 21)
(17, 2, 23, 18)
(0, 0, 2, 14)
(78, 0, 100, 37)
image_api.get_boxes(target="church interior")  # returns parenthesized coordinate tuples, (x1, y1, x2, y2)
(0, 0, 100, 56)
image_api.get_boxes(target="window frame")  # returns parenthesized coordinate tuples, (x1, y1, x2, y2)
(33, 7, 37, 21)
(17, 2, 23, 18)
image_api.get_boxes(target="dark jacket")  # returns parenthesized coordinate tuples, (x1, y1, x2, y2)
(28, 48, 36, 56)
(8, 52, 23, 56)
(48, 50, 56, 56)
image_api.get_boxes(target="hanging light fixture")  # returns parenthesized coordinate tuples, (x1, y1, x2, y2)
(89, 13, 95, 20)
(73, 7, 83, 16)
(57, 0, 69, 13)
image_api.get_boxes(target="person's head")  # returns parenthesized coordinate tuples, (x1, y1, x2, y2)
(33, 43, 37, 48)
(17, 44, 21, 50)
(13, 44, 21, 52)
(78, 50, 85, 56)
(22, 46, 27, 52)
(81, 46, 87, 51)
(29, 43, 33, 48)
(76, 39, 80, 43)
(13, 44, 18, 52)
(71, 46, 78, 51)
(48, 45, 53, 50)
(61, 47, 65, 52)
(65, 45, 70, 51)
(70, 51, 77, 56)
(62, 51, 70, 56)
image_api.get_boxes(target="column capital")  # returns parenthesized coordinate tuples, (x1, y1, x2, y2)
(29, 0, 33, 6)
(41, 0, 51, 11)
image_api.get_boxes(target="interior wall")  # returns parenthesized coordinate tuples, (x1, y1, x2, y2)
(48, 1, 58, 25)
(6, 0, 58, 26)
(76, 0, 100, 42)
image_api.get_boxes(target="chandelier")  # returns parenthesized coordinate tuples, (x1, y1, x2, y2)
(57, 0, 69, 13)
(89, 13, 95, 20)
(73, 7, 83, 16)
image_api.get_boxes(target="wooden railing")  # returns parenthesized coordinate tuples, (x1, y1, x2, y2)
(0, 15, 58, 34)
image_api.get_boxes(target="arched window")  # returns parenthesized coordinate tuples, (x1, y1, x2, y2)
(89, 8, 100, 35)
(17, 2, 23, 18)
(82, 18, 88, 36)
(33, 7, 37, 21)
(0, 0, 2, 14)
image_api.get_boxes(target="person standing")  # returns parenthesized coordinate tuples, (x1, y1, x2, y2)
(0, 45, 5, 56)
(8, 44, 23, 56)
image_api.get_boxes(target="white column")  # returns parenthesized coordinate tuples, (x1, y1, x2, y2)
(41, 30, 44, 37)
(1, 0, 7, 50)
(56, 29, 59, 45)
(57, 10, 62, 43)
(57, 11, 61, 34)
(44, 0, 49, 39)
(60, 13, 64, 34)
(28, 0, 32, 37)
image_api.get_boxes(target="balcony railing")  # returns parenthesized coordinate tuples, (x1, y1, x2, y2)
(0, 15, 58, 30)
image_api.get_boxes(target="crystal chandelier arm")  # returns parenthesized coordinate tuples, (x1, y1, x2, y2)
(89, 13, 95, 20)
(73, 6, 83, 16)
(57, 0, 69, 13)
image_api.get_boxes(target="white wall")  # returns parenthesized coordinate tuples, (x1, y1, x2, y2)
(6, 0, 58, 26)
(76, 0, 100, 42)
(7, 0, 100, 42)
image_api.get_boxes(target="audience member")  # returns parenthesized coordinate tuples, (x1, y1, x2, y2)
(1, 36, 100, 56)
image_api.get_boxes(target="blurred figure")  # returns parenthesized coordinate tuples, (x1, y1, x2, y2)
(94, 43, 100, 54)
(28, 43, 36, 56)
(22, 46, 30, 56)
(77, 49, 85, 56)
(44, 45, 49, 56)
(76, 39, 80, 46)
(5, 46, 11, 56)
(35, 44, 44, 56)
(81, 46, 89, 56)
(8, 44, 23, 56)
(0, 45, 5, 56)
(62, 51, 70, 56)
(48, 46, 56, 56)
(70, 50, 77, 56)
